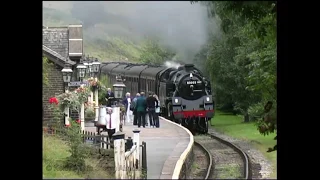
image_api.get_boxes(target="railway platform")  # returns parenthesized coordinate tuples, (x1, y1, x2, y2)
(85, 117, 193, 179)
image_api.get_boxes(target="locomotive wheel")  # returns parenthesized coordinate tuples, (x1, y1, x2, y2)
(204, 120, 208, 134)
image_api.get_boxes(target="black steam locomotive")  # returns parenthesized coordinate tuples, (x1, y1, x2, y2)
(99, 62, 214, 133)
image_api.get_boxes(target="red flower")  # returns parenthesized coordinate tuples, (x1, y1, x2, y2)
(65, 124, 71, 127)
(49, 97, 59, 105)
(76, 119, 81, 124)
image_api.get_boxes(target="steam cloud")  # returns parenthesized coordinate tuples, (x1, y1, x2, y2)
(164, 61, 181, 69)
(43, 1, 219, 66)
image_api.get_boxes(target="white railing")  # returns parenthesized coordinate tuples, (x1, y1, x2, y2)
(124, 144, 139, 179)
(113, 129, 141, 179)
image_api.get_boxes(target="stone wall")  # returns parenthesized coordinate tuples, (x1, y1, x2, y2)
(42, 62, 65, 125)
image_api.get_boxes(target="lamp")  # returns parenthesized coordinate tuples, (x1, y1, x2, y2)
(61, 63, 73, 83)
(92, 58, 101, 77)
(113, 76, 126, 99)
(76, 62, 86, 81)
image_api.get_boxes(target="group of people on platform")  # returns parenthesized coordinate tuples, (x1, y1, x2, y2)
(122, 92, 161, 128)
(102, 88, 160, 140)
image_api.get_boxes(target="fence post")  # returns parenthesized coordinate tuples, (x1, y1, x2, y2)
(80, 103, 85, 131)
(101, 131, 108, 149)
(133, 129, 140, 178)
(142, 141, 147, 178)
(113, 131, 125, 179)
(112, 107, 120, 132)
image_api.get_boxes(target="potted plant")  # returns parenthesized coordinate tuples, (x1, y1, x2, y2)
(85, 107, 95, 121)
(84, 106, 95, 126)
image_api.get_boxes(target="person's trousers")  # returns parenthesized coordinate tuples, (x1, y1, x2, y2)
(107, 128, 116, 142)
(137, 111, 146, 128)
(154, 113, 160, 128)
(133, 109, 138, 125)
(148, 108, 156, 127)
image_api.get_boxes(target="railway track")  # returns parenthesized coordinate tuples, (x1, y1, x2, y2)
(191, 141, 212, 179)
(193, 133, 252, 179)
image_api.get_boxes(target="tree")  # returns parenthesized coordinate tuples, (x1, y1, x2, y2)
(192, 1, 277, 137)
(139, 37, 176, 65)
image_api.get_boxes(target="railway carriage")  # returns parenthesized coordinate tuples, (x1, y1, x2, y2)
(99, 62, 214, 133)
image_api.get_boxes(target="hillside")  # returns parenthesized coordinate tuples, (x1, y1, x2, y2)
(43, 5, 143, 62)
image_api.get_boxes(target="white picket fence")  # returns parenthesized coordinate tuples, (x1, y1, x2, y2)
(95, 107, 141, 179)
(112, 129, 141, 179)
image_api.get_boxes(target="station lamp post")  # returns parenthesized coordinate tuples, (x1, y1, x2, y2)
(87, 56, 93, 78)
(83, 57, 89, 78)
(83, 56, 93, 105)
(61, 63, 73, 126)
(76, 58, 87, 131)
(76, 60, 86, 82)
(113, 75, 126, 106)
(92, 58, 101, 122)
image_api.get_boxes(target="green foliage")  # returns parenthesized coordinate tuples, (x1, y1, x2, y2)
(139, 37, 176, 65)
(76, 86, 91, 104)
(43, 56, 51, 87)
(57, 91, 81, 112)
(247, 102, 266, 121)
(85, 107, 95, 120)
(98, 75, 112, 105)
(48, 98, 64, 128)
(56, 86, 90, 114)
(192, 1, 277, 137)
(63, 119, 88, 172)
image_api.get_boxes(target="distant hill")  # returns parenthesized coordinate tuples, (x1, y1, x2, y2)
(43, 4, 143, 62)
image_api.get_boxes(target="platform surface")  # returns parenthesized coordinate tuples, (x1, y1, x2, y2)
(85, 116, 191, 179)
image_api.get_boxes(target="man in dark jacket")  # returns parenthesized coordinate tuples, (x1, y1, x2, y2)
(105, 88, 115, 107)
(135, 92, 147, 128)
(132, 93, 140, 125)
(146, 92, 159, 128)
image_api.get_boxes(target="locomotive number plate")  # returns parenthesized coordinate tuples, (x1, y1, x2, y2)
(186, 81, 197, 85)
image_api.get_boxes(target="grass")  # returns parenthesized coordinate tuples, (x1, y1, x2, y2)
(43, 134, 114, 179)
(210, 110, 277, 178)
(215, 164, 242, 179)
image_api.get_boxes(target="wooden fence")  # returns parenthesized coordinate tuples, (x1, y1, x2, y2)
(81, 129, 142, 179)
(112, 130, 141, 179)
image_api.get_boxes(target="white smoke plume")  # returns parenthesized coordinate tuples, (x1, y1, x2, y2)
(164, 61, 181, 69)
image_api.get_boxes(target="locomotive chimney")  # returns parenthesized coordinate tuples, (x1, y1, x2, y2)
(184, 64, 194, 72)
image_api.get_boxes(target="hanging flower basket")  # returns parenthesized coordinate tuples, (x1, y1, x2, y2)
(87, 77, 102, 91)
(75, 85, 90, 104)
(56, 91, 80, 111)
